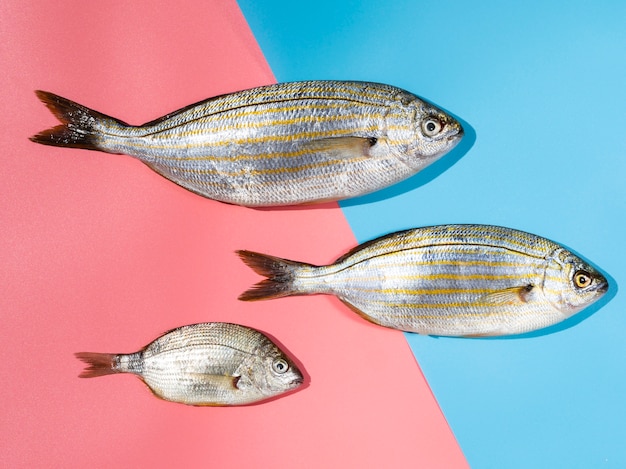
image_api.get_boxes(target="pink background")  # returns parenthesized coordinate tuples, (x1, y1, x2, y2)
(1, 1, 466, 467)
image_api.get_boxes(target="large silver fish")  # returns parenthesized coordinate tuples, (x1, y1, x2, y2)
(75, 322, 304, 406)
(30, 81, 463, 206)
(238, 225, 608, 337)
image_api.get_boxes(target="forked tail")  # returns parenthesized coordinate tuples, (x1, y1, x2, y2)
(30, 90, 127, 151)
(237, 250, 313, 301)
(75, 352, 120, 378)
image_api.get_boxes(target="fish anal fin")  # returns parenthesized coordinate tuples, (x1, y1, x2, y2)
(461, 331, 501, 338)
(338, 298, 385, 327)
(295, 197, 342, 206)
(300, 136, 378, 159)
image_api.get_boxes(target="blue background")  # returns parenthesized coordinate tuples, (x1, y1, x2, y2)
(238, 1, 626, 467)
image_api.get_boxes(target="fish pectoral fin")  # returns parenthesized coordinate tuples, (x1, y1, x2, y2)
(300, 136, 378, 159)
(188, 373, 241, 390)
(477, 285, 534, 306)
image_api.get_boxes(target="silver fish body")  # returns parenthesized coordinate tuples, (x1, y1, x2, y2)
(31, 81, 463, 206)
(75, 322, 304, 406)
(238, 225, 608, 337)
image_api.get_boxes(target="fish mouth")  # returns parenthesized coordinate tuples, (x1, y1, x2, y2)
(451, 122, 464, 139)
(446, 127, 464, 148)
(595, 278, 609, 294)
(290, 376, 304, 387)
(444, 122, 464, 144)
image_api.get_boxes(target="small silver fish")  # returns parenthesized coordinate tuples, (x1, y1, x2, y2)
(237, 225, 608, 337)
(30, 81, 463, 206)
(75, 322, 303, 406)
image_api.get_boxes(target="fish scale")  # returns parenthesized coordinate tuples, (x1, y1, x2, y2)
(238, 225, 608, 337)
(31, 81, 463, 206)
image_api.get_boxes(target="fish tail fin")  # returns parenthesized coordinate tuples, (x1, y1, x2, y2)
(237, 250, 314, 301)
(75, 352, 120, 378)
(30, 90, 127, 151)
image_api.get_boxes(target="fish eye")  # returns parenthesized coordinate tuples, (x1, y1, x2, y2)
(573, 270, 593, 289)
(422, 118, 443, 137)
(272, 358, 289, 374)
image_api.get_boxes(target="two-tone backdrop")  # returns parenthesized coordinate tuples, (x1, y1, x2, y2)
(2, 1, 624, 467)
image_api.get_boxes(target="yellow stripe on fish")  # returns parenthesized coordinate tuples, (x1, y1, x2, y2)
(30, 81, 463, 206)
(115, 127, 384, 152)
(237, 224, 608, 337)
(148, 111, 396, 140)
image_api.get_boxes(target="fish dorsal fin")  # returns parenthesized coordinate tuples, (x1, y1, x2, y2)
(300, 136, 379, 159)
(477, 285, 534, 306)
(334, 228, 415, 264)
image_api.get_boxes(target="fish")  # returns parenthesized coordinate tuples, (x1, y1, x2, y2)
(30, 81, 463, 206)
(75, 322, 304, 406)
(237, 225, 608, 337)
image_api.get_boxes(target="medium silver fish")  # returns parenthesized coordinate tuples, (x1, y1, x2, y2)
(30, 81, 463, 206)
(75, 322, 304, 406)
(238, 225, 608, 337)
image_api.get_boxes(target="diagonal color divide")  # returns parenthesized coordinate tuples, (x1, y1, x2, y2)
(238, 0, 626, 468)
(2, 0, 466, 467)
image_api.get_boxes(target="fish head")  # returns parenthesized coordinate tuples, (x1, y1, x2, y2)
(542, 248, 608, 316)
(237, 341, 304, 400)
(397, 97, 464, 170)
